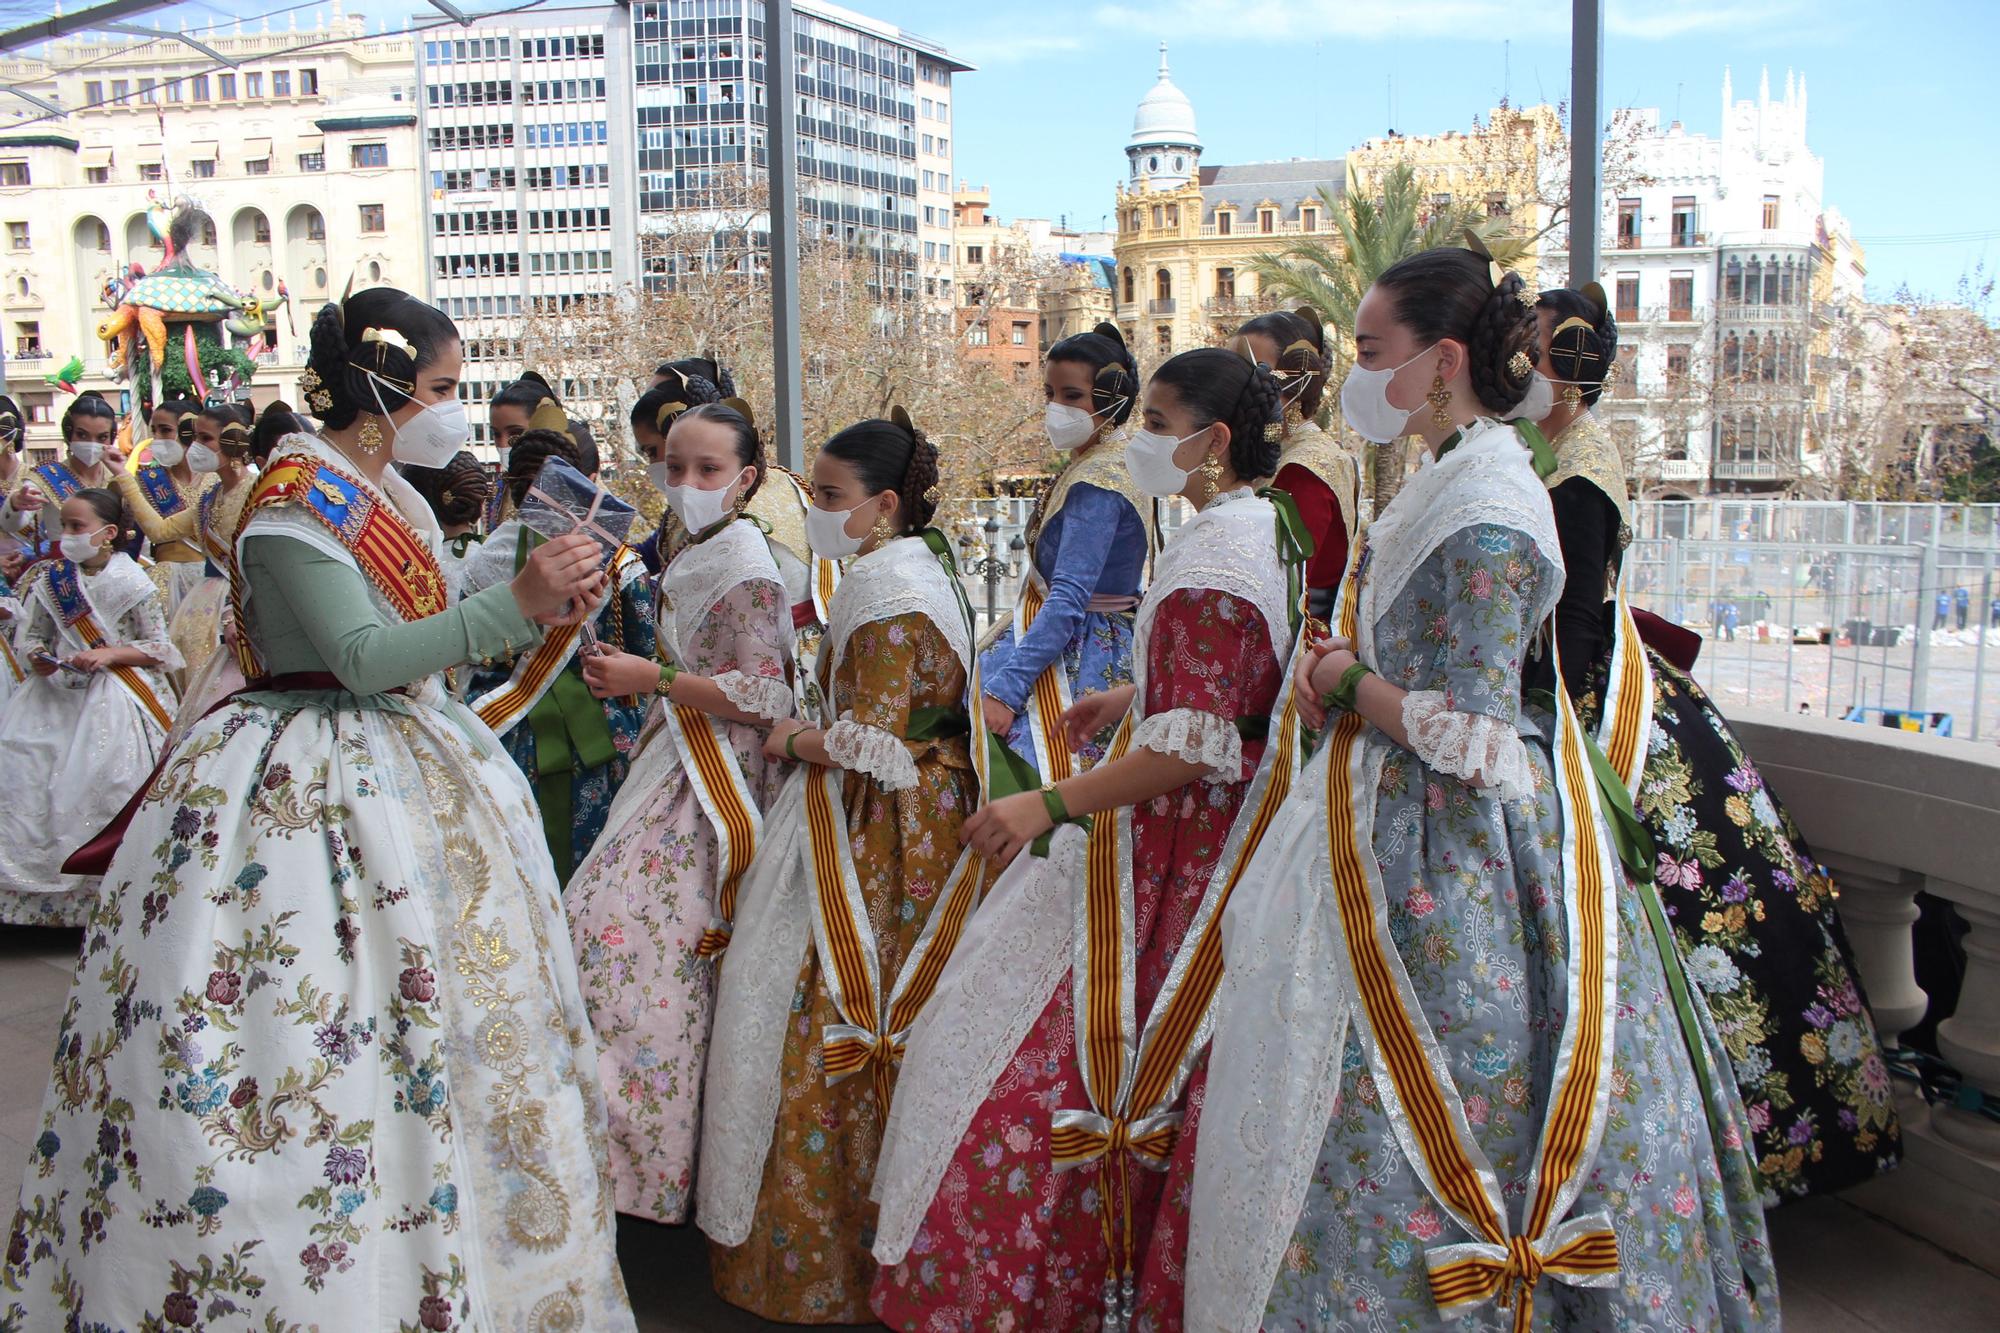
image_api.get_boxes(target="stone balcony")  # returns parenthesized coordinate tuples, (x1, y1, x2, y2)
(1, 711, 1998, 1327)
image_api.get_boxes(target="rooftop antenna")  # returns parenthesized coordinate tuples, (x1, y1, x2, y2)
(1503, 40, 1510, 101)
(1673, 81, 1683, 124)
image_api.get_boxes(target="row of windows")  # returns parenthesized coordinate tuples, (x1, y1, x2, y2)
(430, 164, 611, 192)
(423, 35, 608, 64)
(45, 147, 356, 189)
(1612, 271, 1700, 321)
(429, 123, 610, 150)
(638, 38, 757, 64)
(80, 67, 319, 109)
(1117, 266, 1246, 305)
(436, 252, 522, 278)
(529, 250, 613, 275)
(1724, 255, 1811, 307)
(434, 209, 518, 236)
(1124, 201, 1325, 235)
(439, 294, 526, 318)
(1720, 332, 1807, 383)
(427, 78, 609, 106)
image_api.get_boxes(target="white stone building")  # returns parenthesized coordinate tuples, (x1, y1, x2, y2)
(0, 8, 422, 459)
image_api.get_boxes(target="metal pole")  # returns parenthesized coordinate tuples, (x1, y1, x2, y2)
(1567, 0, 1604, 290)
(1973, 568, 1991, 741)
(764, 0, 804, 473)
(1912, 540, 1937, 711)
(984, 515, 1001, 627)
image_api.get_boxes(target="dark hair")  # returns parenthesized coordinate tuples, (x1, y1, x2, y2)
(502, 427, 583, 508)
(405, 449, 493, 528)
(61, 392, 118, 443)
(305, 288, 458, 430)
(658, 356, 734, 398)
(69, 485, 127, 536)
(1537, 286, 1619, 409)
(632, 373, 723, 435)
(818, 414, 940, 534)
(491, 370, 556, 417)
(1147, 348, 1285, 481)
(198, 400, 252, 456)
(252, 399, 312, 462)
(0, 393, 21, 452)
(673, 402, 766, 504)
(567, 414, 599, 477)
(1373, 247, 1538, 415)
(152, 397, 200, 429)
(1238, 308, 1329, 420)
(1046, 321, 1139, 427)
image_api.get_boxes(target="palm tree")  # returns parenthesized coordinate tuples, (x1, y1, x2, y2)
(1247, 162, 1532, 509)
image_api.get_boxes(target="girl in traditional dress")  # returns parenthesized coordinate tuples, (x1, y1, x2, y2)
(118, 397, 214, 616)
(1186, 249, 1777, 1332)
(699, 411, 981, 1323)
(629, 366, 727, 574)
(406, 449, 494, 563)
(1, 392, 121, 556)
(1531, 284, 1897, 1200)
(1238, 307, 1361, 619)
(979, 322, 1151, 778)
(165, 403, 264, 724)
(459, 412, 656, 883)
(0, 286, 634, 1331)
(563, 402, 795, 1224)
(872, 347, 1296, 1332)
(0, 487, 177, 925)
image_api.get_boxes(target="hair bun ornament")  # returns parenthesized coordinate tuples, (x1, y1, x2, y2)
(721, 396, 755, 428)
(1579, 281, 1611, 321)
(297, 367, 334, 414)
(890, 403, 917, 437)
(1225, 333, 1258, 366)
(1507, 350, 1534, 380)
(528, 398, 575, 442)
(1093, 320, 1126, 347)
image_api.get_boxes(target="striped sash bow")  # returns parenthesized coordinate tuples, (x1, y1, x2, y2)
(1048, 1107, 1180, 1169)
(1321, 531, 1622, 1332)
(1424, 1214, 1623, 1331)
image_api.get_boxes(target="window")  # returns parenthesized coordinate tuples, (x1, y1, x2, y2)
(1616, 197, 1641, 249)
(1486, 191, 1510, 218)
(1613, 345, 1638, 398)
(6, 222, 26, 250)
(1155, 269, 1172, 301)
(139, 163, 163, 182)
(85, 166, 109, 184)
(1122, 267, 1134, 303)
(253, 215, 271, 244)
(305, 212, 326, 241)
(1761, 194, 1780, 229)
(1152, 205, 1163, 228)
(218, 74, 235, 99)
(1724, 256, 1742, 303)
(0, 162, 26, 187)
(1215, 267, 1236, 301)
(1165, 203, 1178, 227)
(1259, 209, 1275, 234)
(1614, 273, 1639, 321)
(1672, 195, 1696, 247)
(245, 72, 263, 98)
(1216, 210, 1232, 235)
(15, 321, 40, 356)
(965, 244, 983, 264)
(138, 77, 156, 103)
(1668, 271, 1694, 321)
(111, 80, 128, 103)
(1300, 206, 1316, 232)
(299, 151, 325, 173)
(190, 158, 216, 179)
(966, 321, 988, 347)
(83, 80, 101, 105)
(351, 143, 389, 169)
(301, 69, 319, 95)
(359, 203, 385, 233)
(191, 75, 209, 101)
(245, 157, 269, 176)
(272, 71, 291, 97)
(1155, 324, 1172, 354)
(1666, 344, 1691, 382)
(1010, 322, 1028, 346)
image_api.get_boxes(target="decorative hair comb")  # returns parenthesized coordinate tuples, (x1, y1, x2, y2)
(297, 367, 334, 414)
(722, 396, 756, 428)
(528, 398, 575, 443)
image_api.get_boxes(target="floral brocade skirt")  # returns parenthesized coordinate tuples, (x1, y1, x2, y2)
(981, 608, 1137, 775)
(1, 685, 633, 1331)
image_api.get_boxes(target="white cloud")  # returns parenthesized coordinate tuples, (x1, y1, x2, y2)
(944, 31, 1087, 65)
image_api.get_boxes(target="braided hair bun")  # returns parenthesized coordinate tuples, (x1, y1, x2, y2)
(1238, 307, 1330, 420)
(1537, 283, 1619, 408)
(1149, 346, 1286, 481)
(1047, 322, 1139, 426)
(819, 408, 940, 535)
(1375, 247, 1539, 417)
(304, 288, 458, 431)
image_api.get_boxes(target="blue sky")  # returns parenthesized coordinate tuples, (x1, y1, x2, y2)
(47, 0, 2000, 303)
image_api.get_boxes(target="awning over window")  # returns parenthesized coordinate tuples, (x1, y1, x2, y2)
(242, 137, 271, 161)
(79, 146, 112, 168)
(135, 143, 162, 164)
(188, 140, 218, 162)
(296, 133, 325, 152)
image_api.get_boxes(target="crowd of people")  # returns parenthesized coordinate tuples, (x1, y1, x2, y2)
(0, 244, 1899, 1331)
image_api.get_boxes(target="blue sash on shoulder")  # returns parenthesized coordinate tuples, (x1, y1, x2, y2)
(135, 463, 188, 517)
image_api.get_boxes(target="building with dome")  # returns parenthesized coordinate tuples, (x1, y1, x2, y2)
(1111, 44, 1343, 362)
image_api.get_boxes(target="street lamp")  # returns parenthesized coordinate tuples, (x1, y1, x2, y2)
(956, 514, 1013, 627)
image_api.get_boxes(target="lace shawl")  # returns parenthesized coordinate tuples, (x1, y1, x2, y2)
(660, 517, 782, 667)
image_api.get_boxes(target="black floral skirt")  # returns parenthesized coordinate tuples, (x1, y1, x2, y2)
(1581, 650, 1901, 1201)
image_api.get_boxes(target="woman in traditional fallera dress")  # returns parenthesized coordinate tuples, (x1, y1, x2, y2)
(873, 347, 1297, 1333)
(163, 402, 259, 709)
(406, 448, 496, 564)
(979, 322, 1152, 778)
(1530, 284, 1898, 1200)
(564, 402, 796, 1223)
(459, 408, 657, 882)
(0, 488, 178, 925)
(699, 412, 982, 1323)
(0, 287, 635, 1331)
(0, 392, 121, 559)
(1239, 307, 1362, 620)
(1186, 248, 1777, 1332)
(118, 397, 216, 619)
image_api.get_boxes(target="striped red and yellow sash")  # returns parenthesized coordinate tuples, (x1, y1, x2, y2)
(41, 559, 173, 731)
(666, 698, 764, 958)
(1321, 551, 1622, 1332)
(1014, 572, 1083, 786)
(1598, 580, 1654, 794)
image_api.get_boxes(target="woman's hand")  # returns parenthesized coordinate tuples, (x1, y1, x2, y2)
(69, 647, 116, 673)
(980, 694, 1016, 740)
(29, 651, 57, 677)
(961, 790, 1054, 868)
(1292, 635, 1349, 730)
(510, 533, 605, 622)
(581, 648, 662, 700)
(764, 718, 808, 763)
(1062, 684, 1134, 751)
(8, 486, 42, 514)
(0, 549, 25, 581)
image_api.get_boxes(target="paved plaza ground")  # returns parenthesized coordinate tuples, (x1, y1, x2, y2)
(0, 927, 1996, 1329)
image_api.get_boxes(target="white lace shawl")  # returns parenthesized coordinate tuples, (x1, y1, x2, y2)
(660, 517, 781, 668)
(870, 489, 1291, 1265)
(27, 552, 182, 670)
(1184, 420, 1563, 1331)
(1361, 419, 1563, 800)
(820, 536, 971, 788)
(237, 433, 454, 709)
(697, 536, 970, 1247)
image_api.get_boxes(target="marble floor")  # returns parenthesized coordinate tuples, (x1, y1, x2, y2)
(0, 926, 1996, 1330)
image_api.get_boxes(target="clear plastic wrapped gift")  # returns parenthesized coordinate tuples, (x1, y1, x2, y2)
(515, 456, 638, 566)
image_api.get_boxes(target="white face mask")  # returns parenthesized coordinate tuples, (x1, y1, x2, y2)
(1338, 345, 1436, 444)
(662, 471, 747, 535)
(186, 444, 222, 474)
(366, 370, 470, 468)
(70, 441, 106, 469)
(1044, 402, 1099, 452)
(806, 501, 871, 560)
(59, 527, 109, 563)
(1503, 370, 1557, 423)
(1123, 425, 1209, 498)
(149, 439, 185, 469)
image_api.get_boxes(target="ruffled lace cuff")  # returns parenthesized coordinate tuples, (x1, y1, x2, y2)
(1400, 690, 1534, 801)
(1131, 707, 1243, 784)
(824, 717, 921, 792)
(714, 670, 794, 724)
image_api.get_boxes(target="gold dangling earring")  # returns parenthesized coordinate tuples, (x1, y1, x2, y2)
(1561, 382, 1584, 409)
(1199, 452, 1224, 506)
(357, 416, 386, 456)
(1427, 374, 1454, 430)
(868, 507, 896, 551)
